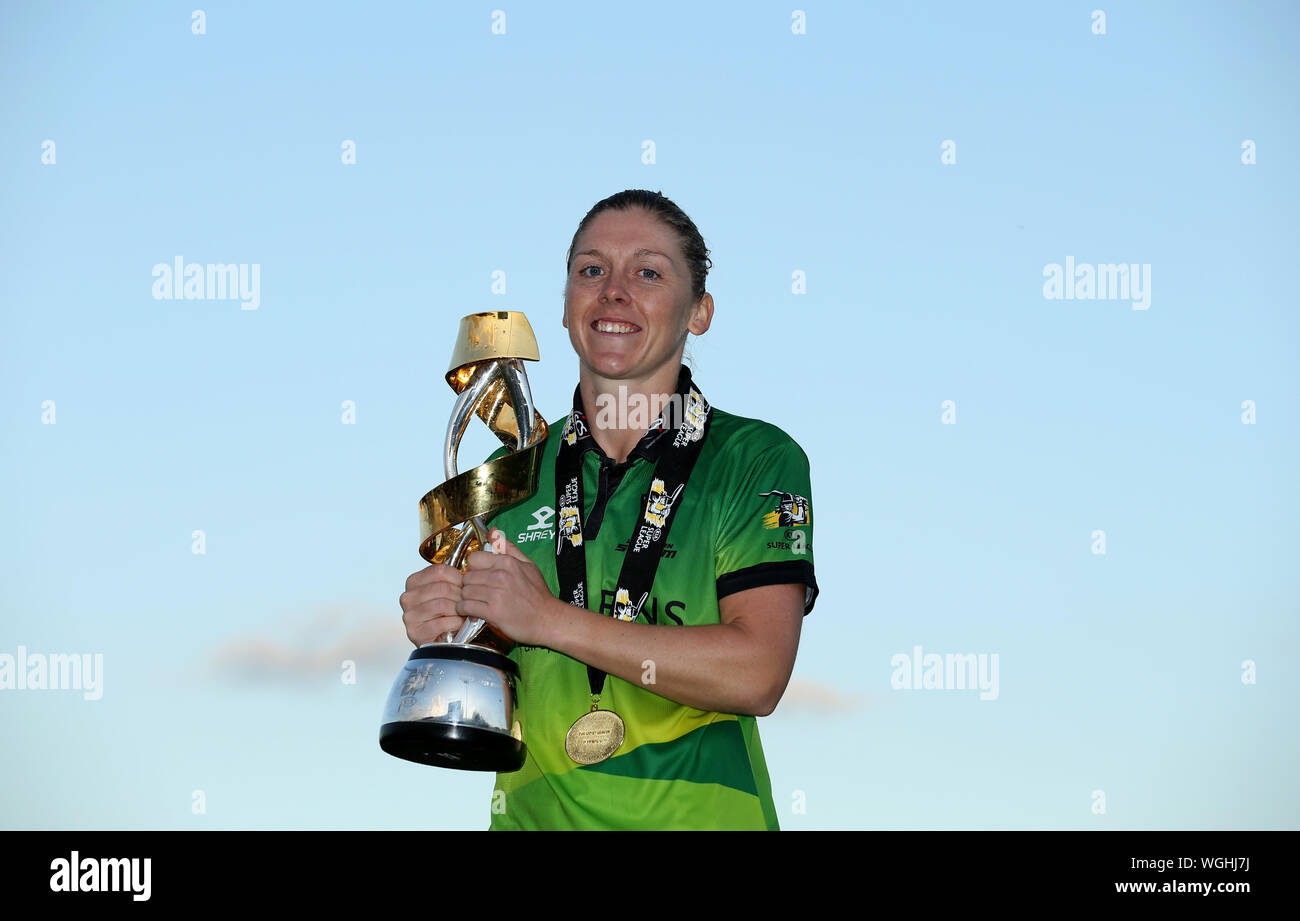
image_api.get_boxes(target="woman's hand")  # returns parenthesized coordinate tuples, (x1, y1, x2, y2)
(400, 563, 466, 646)
(459, 529, 559, 646)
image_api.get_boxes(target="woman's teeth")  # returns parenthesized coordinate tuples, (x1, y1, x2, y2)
(594, 320, 639, 333)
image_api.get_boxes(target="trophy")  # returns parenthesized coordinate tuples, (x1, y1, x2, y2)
(379, 311, 548, 771)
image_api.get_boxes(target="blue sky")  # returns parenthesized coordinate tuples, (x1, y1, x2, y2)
(1, 1, 1296, 830)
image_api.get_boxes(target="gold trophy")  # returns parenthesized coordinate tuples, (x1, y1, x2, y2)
(379, 311, 548, 771)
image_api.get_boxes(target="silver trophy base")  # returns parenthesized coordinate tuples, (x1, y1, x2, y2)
(379, 644, 525, 772)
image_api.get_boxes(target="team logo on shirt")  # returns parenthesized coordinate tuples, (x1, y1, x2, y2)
(612, 587, 649, 622)
(557, 505, 583, 548)
(671, 388, 709, 447)
(562, 411, 588, 446)
(759, 489, 811, 528)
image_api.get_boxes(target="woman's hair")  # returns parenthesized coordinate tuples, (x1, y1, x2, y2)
(565, 190, 712, 302)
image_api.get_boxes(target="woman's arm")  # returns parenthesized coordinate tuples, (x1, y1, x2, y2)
(459, 529, 804, 716)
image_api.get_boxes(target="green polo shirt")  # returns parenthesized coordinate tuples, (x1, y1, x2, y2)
(483, 379, 817, 830)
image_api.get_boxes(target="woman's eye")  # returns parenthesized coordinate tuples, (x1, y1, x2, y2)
(577, 264, 658, 279)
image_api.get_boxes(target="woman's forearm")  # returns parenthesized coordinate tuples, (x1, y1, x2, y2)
(536, 587, 801, 716)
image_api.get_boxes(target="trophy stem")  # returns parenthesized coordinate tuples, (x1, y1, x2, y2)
(445, 518, 490, 645)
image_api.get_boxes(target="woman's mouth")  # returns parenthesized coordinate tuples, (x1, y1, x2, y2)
(592, 318, 641, 335)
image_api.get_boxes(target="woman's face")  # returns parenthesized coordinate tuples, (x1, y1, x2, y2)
(563, 208, 712, 387)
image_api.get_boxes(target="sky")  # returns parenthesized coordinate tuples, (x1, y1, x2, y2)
(1, 1, 1296, 831)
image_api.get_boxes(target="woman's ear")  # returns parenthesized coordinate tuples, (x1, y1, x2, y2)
(687, 293, 714, 336)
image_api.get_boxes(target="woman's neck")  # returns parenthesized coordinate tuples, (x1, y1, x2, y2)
(579, 362, 682, 464)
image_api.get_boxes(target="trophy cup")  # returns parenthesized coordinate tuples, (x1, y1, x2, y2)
(379, 311, 548, 771)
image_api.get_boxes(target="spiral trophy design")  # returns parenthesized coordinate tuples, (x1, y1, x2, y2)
(379, 311, 548, 771)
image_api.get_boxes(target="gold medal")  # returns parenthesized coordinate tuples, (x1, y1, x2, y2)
(565, 700, 625, 765)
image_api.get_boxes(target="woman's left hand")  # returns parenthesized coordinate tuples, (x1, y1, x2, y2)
(458, 528, 559, 646)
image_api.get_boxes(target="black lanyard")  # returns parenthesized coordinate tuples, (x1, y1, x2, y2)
(553, 380, 712, 697)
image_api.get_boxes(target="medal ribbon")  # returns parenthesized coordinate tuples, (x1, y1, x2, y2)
(553, 378, 712, 699)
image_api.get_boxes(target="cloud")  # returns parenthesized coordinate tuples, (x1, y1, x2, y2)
(204, 603, 411, 685)
(202, 613, 870, 716)
(776, 677, 867, 715)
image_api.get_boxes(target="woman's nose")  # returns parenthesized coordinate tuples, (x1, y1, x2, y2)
(599, 274, 628, 302)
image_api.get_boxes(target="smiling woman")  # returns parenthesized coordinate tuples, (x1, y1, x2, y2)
(399, 190, 819, 830)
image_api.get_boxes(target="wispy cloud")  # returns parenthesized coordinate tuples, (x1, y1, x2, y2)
(202, 615, 869, 717)
(775, 677, 867, 715)
(204, 603, 411, 685)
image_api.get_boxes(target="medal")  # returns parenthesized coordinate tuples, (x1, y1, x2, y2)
(564, 697, 625, 765)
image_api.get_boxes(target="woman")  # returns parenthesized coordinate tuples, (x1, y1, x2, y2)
(400, 190, 818, 830)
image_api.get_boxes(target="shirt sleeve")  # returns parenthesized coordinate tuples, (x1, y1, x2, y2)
(713, 430, 818, 615)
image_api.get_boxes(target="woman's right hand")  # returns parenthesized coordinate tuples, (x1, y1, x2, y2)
(400, 563, 466, 646)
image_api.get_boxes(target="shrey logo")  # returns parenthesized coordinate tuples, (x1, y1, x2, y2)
(49, 851, 151, 901)
(1042, 257, 1150, 310)
(759, 489, 810, 529)
(0, 646, 103, 700)
(517, 505, 554, 543)
(151, 256, 261, 310)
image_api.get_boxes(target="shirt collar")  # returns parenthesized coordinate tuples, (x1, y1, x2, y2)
(566, 364, 696, 464)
